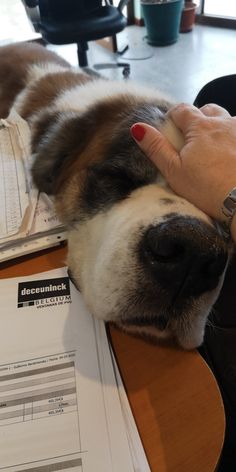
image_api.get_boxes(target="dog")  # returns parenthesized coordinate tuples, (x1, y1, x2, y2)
(0, 42, 230, 349)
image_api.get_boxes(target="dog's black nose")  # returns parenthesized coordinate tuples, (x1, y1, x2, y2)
(140, 217, 228, 298)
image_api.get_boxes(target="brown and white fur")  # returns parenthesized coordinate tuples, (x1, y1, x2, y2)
(0, 42, 230, 349)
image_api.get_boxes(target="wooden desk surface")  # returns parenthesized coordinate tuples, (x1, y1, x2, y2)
(0, 246, 225, 472)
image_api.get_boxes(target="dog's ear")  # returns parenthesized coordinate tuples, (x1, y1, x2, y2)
(31, 111, 93, 195)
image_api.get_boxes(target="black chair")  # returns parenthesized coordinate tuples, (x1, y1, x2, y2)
(23, 0, 130, 77)
(194, 74, 236, 116)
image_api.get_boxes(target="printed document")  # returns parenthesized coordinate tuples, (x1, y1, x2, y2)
(0, 111, 66, 262)
(0, 268, 150, 472)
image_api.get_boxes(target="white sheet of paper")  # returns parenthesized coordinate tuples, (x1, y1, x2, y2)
(0, 121, 30, 239)
(0, 111, 66, 261)
(0, 268, 148, 472)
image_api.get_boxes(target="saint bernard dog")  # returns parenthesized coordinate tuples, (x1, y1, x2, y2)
(0, 42, 230, 349)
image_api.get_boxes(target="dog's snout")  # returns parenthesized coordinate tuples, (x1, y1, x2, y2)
(140, 218, 228, 298)
(145, 225, 185, 262)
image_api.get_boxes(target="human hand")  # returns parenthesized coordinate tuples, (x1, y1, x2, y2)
(130, 103, 236, 225)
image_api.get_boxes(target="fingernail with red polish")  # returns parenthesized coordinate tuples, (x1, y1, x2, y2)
(131, 124, 146, 142)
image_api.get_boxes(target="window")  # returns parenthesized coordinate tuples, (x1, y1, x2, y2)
(196, 0, 236, 27)
(204, 0, 236, 19)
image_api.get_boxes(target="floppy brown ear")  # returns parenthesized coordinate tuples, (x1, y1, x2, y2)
(31, 110, 94, 195)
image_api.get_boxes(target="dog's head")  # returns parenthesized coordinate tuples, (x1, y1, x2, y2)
(31, 93, 230, 350)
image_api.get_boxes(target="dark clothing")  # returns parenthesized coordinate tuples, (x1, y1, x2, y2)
(199, 252, 236, 471)
(194, 75, 236, 470)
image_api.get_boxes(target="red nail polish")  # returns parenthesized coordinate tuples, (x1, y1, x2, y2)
(131, 124, 146, 142)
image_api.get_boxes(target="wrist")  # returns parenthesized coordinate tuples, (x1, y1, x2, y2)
(221, 186, 236, 240)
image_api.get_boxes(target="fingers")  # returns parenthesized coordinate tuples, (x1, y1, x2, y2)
(200, 103, 231, 117)
(168, 103, 230, 132)
(130, 123, 180, 180)
(168, 104, 203, 133)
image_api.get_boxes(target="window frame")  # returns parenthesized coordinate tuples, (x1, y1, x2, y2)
(195, 0, 236, 29)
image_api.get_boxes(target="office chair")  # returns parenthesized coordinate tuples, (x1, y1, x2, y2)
(23, 0, 130, 77)
(194, 75, 236, 116)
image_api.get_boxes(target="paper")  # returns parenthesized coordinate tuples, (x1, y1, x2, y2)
(0, 115, 31, 240)
(0, 268, 150, 472)
(0, 111, 66, 262)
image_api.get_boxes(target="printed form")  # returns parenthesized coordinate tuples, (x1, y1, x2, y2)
(0, 111, 66, 262)
(0, 268, 150, 472)
(0, 112, 33, 240)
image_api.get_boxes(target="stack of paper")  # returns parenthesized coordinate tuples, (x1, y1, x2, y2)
(0, 111, 66, 262)
(0, 267, 150, 472)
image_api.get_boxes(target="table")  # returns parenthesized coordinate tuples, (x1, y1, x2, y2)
(0, 245, 225, 472)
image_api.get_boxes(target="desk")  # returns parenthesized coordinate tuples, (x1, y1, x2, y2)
(0, 245, 225, 472)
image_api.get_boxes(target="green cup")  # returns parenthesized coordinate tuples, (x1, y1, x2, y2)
(141, 0, 184, 46)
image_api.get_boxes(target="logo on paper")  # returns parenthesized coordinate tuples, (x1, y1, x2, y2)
(17, 277, 71, 308)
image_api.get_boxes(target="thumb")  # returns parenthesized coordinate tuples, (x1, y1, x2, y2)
(130, 122, 181, 181)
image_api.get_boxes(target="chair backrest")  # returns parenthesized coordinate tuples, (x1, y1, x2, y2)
(194, 75, 236, 116)
(38, 0, 103, 20)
